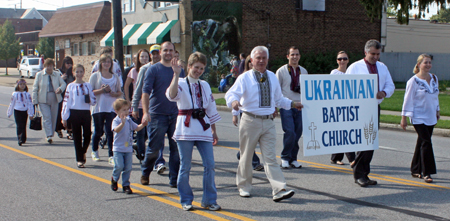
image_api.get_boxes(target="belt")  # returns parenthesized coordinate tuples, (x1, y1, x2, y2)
(243, 111, 273, 119)
(178, 109, 210, 131)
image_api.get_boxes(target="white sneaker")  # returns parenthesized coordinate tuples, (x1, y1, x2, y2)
(281, 160, 290, 169)
(273, 189, 295, 202)
(91, 151, 100, 161)
(156, 164, 166, 174)
(239, 189, 250, 197)
(108, 157, 114, 166)
(290, 161, 302, 168)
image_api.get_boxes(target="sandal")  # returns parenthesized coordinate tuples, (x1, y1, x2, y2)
(411, 173, 422, 179)
(67, 131, 73, 140)
(57, 131, 63, 138)
(423, 175, 433, 183)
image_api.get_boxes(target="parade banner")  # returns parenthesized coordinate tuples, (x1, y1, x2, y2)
(300, 74, 379, 156)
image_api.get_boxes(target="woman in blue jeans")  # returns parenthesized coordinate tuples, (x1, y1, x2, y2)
(166, 52, 221, 211)
(89, 54, 123, 165)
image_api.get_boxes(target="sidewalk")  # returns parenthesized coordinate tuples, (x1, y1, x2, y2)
(212, 93, 450, 137)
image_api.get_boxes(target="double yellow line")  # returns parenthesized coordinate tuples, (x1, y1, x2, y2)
(216, 145, 450, 191)
(0, 143, 255, 221)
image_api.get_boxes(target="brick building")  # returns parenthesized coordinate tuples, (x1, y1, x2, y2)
(179, 0, 380, 60)
(39, 1, 111, 80)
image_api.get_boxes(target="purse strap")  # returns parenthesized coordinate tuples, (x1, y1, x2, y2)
(34, 104, 42, 117)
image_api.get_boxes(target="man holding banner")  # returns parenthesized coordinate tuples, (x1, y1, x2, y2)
(346, 39, 395, 187)
(225, 46, 303, 202)
(276, 46, 308, 169)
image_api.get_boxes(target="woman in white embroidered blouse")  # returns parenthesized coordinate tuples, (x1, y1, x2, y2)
(401, 54, 440, 183)
(166, 52, 221, 211)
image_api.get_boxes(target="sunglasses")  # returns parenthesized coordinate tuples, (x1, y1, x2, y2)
(337, 57, 348, 61)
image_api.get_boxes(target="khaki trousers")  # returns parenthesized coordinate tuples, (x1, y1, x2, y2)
(237, 113, 287, 195)
(39, 92, 58, 138)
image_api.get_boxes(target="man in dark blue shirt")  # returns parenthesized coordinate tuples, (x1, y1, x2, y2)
(140, 41, 185, 187)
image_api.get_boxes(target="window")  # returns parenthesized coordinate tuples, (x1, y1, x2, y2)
(81, 42, 88, 56)
(55, 41, 59, 50)
(154, 2, 176, 9)
(65, 39, 70, 48)
(89, 42, 96, 55)
(122, 0, 135, 13)
(300, 0, 325, 11)
(73, 43, 79, 56)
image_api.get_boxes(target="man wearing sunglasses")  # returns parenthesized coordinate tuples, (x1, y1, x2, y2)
(275, 46, 308, 169)
(345, 39, 395, 187)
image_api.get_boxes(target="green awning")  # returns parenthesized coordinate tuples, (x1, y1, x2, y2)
(100, 23, 142, 47)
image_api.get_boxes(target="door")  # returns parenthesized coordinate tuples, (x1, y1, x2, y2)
(56, 49, 65, 69)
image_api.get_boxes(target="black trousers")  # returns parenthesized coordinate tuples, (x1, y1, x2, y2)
(70, 110, 91, 163)
(331, 152, 356, 163)
(411, 124, 436, 176)
(353, 105, 380, 180)
(14, 110, 28, 143)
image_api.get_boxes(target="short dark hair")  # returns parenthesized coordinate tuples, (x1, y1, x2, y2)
(240, 53, 246, 58)
(161, 41, 175, 50)
(287, 46, 299, 55)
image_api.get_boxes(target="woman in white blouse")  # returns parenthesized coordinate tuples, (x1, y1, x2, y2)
(329, 51, 356, 166)
(167, 52, 221, 211)
(401, 54, 439, 183)
(89, 54, 123, 164)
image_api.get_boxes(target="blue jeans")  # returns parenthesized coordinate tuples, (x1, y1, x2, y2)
(236, 151, 261, 169)
(280, 108, 303, 162)
(92, 112, 116, 157)
(132, 109, 147, 159)
(112, 151, 133, 186)
(141, 113, 179, 186)
(154, 146, 166, 169)
(177, 140, 217, 206)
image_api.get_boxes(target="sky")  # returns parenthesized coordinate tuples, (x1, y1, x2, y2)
(0, 0, 441, 19)
(1, 0, 104, 10)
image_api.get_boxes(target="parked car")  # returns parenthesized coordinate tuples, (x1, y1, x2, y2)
(19, 57, 41, 78)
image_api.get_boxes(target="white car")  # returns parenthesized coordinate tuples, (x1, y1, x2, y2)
(19, 57, 41, 78)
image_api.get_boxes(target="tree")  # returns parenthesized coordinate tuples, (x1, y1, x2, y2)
(36, 37, 55, 59)
(0, 19, 21, 75)
(360, 0, 450, 24)
(430, 8, 450, 22)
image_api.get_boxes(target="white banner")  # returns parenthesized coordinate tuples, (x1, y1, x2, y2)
(300, 74, 379, 156)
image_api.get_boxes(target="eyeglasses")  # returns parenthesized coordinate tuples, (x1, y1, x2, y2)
(337, 57, 348, 61)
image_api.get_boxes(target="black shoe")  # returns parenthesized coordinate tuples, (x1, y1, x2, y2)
(141, 176, 149, 185)
(169, 183, 177, 188)
(367, 179, 377, 185)
(123, 186, 133, 194)
(18, 141, 22, 146)
(111, 177, 118, 191)
(355, 178, 368, 187)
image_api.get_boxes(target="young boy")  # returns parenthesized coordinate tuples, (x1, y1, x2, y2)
(111, 99, 147, 194)
(218, 74, 226, 92)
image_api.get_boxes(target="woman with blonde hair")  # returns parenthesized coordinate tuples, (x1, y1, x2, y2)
(401, 54, 439, 183)
(32, 58, 66, 144)
(89, 54, 123, 165)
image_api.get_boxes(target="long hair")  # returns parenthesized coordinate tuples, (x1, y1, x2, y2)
(15, 79, 28, 92)
(135, 49, 150, 72)
(99, 54, 113, 74)
(244, 55, 252, 72)
(59, 56, 74, 76)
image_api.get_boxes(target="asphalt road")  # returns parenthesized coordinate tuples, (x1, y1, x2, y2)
(0, 84, 450, 221)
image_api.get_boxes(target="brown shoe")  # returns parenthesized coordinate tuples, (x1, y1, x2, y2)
(141, 175, 149, 185)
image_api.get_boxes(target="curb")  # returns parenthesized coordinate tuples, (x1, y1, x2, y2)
(216, 105, 450, 137)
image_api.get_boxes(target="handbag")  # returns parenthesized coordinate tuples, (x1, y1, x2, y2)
(29, 105, 42, 131)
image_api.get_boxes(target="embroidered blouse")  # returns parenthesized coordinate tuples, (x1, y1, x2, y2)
(401, 74, 440, 126)
(7, 91, 34, 117)
(61, 82, 96, 120)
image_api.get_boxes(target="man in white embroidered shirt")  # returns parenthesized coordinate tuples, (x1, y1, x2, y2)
(345, 39, 395, 187)
(225, 46, 303, 202)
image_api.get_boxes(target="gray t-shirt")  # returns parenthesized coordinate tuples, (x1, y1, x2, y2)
(112, 116, 138, 153)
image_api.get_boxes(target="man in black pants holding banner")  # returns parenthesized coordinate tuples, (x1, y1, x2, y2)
(345, 40, 395, 187)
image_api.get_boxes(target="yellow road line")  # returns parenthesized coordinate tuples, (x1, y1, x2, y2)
(0, 143, 254, 221)
(0, 104, 8, 107)
(217, 145, 450, 190)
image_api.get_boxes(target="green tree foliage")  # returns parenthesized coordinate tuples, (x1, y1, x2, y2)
(360, 0, 450, 24)
(36, 37, 55, 59)
(0, 19, 21, 75)
(430, 8, 450, 22)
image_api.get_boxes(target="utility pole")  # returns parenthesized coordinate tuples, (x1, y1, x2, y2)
(111, 0, 124, 83)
